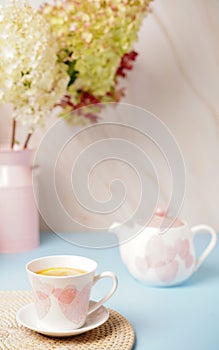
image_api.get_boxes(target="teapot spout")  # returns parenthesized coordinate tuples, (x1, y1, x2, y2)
(108, 222, 121, 233)
(108, 222, 125, 242)
(108, 221, 131, 243)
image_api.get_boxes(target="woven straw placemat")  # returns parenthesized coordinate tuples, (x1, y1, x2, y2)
(0, 291, 135, 350)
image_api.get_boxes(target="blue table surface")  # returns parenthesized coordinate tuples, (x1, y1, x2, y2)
(0, 232, 219, 350)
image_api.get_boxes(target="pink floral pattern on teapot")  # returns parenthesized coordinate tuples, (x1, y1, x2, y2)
(135, 236, 194, 283)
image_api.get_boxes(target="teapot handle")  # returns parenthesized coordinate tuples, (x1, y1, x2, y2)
(191, 225, 217, 271)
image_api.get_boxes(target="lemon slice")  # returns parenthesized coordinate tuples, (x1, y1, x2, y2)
(37, 267, 85, 276)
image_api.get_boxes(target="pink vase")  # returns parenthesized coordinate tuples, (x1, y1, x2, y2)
(0, 148, 39, 253)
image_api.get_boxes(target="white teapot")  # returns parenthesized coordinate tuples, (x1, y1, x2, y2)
(109, 216, 217, 287)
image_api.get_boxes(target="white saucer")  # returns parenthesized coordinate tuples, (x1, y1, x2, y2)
(16, 301, 109, 337)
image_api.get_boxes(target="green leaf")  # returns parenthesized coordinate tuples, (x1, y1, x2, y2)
(66, 60, 79, 87)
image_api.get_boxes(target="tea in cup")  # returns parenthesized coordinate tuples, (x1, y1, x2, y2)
(26, 255, 118, 331)
(36, 267, 86, 276)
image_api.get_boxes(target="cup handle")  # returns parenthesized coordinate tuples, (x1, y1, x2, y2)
(87, 271, 118, 316)
(191, 225, 217, 271)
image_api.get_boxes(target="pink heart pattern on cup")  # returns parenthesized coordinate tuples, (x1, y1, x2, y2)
(32, 277, 53, 319)
(135, 236, 194, 283)
(58, 283, 92, 324)
(32, 277, 92, 324)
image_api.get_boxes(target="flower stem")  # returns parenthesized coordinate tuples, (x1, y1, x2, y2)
(23, 132, 32, 149)
(11, 119, 16, 149)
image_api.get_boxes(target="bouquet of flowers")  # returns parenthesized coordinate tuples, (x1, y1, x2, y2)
(0, 0, 152, 149)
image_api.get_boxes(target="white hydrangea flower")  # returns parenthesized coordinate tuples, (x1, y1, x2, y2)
(0, 1, 69, 129)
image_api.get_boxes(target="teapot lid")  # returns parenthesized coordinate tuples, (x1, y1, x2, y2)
(138, 211, 183, 230)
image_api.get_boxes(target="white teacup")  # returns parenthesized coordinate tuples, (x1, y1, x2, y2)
(26, 255, 118, 331)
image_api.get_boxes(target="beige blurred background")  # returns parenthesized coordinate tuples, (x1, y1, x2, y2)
(1, 0, 219, 231)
